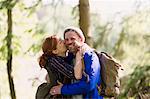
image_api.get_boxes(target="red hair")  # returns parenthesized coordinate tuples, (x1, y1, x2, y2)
(39, 35, 59, 68)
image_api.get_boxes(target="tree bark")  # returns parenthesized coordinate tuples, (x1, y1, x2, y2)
(7, 9, 16, 99)
(79, 0, 93, 46)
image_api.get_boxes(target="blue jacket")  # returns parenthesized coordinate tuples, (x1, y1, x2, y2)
(61, 50, 103, 99)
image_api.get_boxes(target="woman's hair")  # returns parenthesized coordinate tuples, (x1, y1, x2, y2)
(39, 35, 59, 68)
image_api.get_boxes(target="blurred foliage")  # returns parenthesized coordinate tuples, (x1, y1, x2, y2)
(0, 41, 7, 60)
(0, 1, 29, 60)
(0, 0, 17, 9)
(0, 34, 21, 60)
(92, 5, 150, 71)
(119, 65, 150, 98)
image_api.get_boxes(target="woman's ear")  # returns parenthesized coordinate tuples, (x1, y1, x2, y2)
(52, 50, 58, 54)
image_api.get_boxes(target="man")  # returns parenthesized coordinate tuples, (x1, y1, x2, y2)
(50, 26, 103, 99)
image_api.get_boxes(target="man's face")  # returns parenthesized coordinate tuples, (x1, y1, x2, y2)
(64, 31, 82, 53)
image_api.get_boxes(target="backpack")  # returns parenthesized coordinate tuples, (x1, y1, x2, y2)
(94, 51, 123, 97)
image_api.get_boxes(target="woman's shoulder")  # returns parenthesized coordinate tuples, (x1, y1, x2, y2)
(47, 55, 65, 62)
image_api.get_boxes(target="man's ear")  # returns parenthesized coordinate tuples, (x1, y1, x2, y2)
(52, 50, 58, 54)
(80, 38, 84, 43)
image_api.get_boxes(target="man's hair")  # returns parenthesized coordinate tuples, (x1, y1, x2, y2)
(63, 26, 85, 42)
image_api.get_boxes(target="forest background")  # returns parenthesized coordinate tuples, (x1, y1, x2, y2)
(0, 0, 149, 99)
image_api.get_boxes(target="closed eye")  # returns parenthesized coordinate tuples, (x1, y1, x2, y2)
(71, 37, 75, 41)
(65, 38, 69, 41)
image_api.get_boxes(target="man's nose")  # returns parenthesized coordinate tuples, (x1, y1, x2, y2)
(65, 39, 73, 45)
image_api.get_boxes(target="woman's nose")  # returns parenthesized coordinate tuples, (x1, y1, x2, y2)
(61, 40, 65, 43)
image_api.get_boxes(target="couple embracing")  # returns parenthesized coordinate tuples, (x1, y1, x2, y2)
(36, 26, 103, 99)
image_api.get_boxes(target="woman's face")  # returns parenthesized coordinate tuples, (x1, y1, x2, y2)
(55, 38, 67, 54)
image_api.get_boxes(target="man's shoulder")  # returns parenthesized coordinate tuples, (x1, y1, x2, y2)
(83, 50, 100, 62)
(83, 50, 96, 59)
(83, 50, 95, 56)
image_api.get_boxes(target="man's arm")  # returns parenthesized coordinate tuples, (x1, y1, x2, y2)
(61, 52, 101, 95)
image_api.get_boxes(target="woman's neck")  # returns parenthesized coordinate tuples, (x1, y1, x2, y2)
(57, 53, 66, 57)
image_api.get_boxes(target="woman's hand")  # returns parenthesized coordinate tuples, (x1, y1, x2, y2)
(73, 40, 82, 51)
(50, 81, 63, 95)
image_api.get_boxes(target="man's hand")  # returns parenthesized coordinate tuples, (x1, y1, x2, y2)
(50, 81, 63, 95)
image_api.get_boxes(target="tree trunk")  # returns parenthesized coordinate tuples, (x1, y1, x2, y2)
(79, 0, 93, 46)
(7, 9, 16, 99)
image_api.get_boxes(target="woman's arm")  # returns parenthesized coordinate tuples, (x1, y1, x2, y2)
(74, 51, 83, 79)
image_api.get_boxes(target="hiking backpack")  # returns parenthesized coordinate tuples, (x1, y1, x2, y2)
(95, 51, 123, 97)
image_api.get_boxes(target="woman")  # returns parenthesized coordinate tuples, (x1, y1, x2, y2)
(36, 35, 83, 99)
